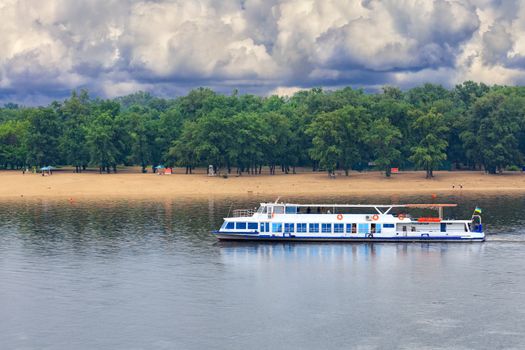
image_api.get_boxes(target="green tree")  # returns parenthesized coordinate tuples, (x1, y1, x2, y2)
(454, 81, 490, 108)
(3, 81, 525, 177)
(409, 109, 449, 178)
(229, 112, 266, 174)
(192, 113, 233, 173)
(307, 106, 367, 176)
(0, 119, 29, 169)
(260, 112, 291, 174)
(168, 121, 199, 174)
(462, 92, 524, 173)
(85, 112, 120, 173)
(25, 107, 62, 167)
(59, 90, 91, 172)
(368, 93, 413, 168)
(405, 83, 451, 111)
(158, 108, 185, 162)
(124, 110, 157, 173)
(367, 118, 402, 177)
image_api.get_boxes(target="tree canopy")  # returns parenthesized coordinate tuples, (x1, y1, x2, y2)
(2, 82, 525, 177)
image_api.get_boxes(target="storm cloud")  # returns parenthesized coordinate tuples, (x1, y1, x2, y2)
(1, 0, 525, 104)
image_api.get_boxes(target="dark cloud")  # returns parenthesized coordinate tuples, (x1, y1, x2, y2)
(1, 0, 524, 105)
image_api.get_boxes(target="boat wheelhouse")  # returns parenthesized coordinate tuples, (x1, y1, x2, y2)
(213, 202, 484, 242)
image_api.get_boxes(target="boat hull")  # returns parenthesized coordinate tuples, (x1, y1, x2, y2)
(213, 232, 485, 243)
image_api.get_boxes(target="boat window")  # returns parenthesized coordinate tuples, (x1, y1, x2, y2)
(334, 223, 344, 233)
(284, 223, 295, 233)
(225, 222, 234, 230)
(248, 222, 258, 230)
(297, 223, 307, 233)
(346, 223, 357, 233)
(274, 206, 285, 214)
(376, 224, 381, 233)
(322, 223, 332, 233)
(309, 223, 319, 233)
(383, 224, 395, 228)
(272, 223, 282, 233)
(440, 223, 447, 232)
(285, 206, 297, 214)
(411, 226, 416, 232)
(236, 222, 247, 230)
(358, 223, 369, 234)
(260, 222, 270, 232)
(257, 206, 267, 214)
(371, 224, 376, 233)
(402, 226, 407, 232)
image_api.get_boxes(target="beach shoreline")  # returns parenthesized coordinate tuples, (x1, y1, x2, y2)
(1, 169, 525, 200)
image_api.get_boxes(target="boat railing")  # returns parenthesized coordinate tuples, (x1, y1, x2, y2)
(232, 209, 256, 217)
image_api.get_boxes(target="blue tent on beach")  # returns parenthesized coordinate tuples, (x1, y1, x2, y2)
(40, 166, 54, 173)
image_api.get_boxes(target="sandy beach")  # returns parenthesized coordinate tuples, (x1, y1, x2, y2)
(1, 169, 525, 200)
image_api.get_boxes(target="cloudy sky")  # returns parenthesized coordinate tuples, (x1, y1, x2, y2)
(1, 0, 525, 104)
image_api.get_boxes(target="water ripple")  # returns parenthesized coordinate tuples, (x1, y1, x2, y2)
(1, 196, 525, 350)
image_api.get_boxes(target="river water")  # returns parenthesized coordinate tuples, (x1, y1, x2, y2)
(1, 194, 525, 349)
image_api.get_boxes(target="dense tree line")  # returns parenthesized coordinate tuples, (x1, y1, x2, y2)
(1, 82, 525, 177)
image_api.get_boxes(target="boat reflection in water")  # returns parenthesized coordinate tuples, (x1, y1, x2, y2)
(218, 241, 486, 267)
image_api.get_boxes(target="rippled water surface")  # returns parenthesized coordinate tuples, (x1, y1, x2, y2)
(1, 194, 525, 350)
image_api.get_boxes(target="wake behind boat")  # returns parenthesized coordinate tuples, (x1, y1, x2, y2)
(213, 201, 484, 242)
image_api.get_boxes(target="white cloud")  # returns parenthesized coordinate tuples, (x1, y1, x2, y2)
(1, 0, 525, 104)
(269, 86, 303, 97)
(102, 81, 154, 99)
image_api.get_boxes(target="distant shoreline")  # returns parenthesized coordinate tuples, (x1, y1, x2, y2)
(1, 169, 525, 200)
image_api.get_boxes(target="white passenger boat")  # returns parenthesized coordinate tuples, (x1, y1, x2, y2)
(213, 201, 484, 242)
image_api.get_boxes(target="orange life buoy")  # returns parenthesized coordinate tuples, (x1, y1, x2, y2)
(337, 214, 343, 220)
(372, 214, 379, 221)
(398, 214, 405, 220)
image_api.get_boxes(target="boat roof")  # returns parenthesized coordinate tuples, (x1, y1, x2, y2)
(263, 203, 457, 209)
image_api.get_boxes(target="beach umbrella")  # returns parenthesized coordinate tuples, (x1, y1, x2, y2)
(155, 165, 165, 169)
(40, 166, 50, 171)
